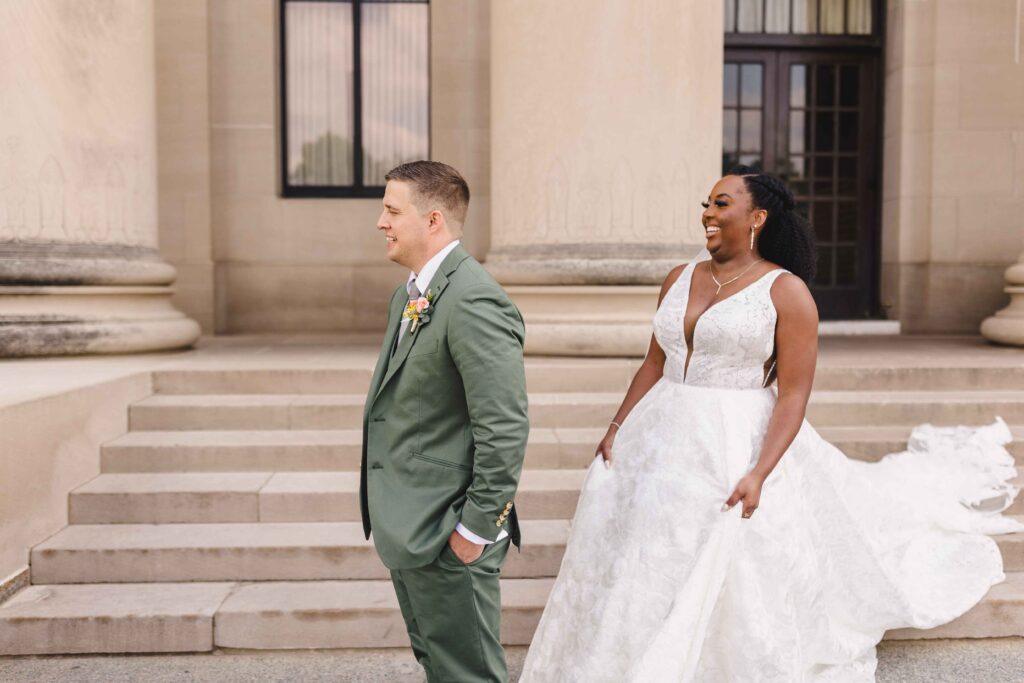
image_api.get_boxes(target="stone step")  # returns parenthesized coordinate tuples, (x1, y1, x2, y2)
(0, 582, 234, 655)
(148, 364, 1024, 396)
(102, 424, 1024, 474)
(128, 390, 1024, 431)
(6, 573, 1021, 655)
(70, 468, 1024, 525)
(28, 518, 1024, 585)
(100, 428, 590, 472)
(69, 470, 590, 524)
(28, 520, 571, 584)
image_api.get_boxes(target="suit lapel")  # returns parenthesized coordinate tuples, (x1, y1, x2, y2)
(375, 244, 471, 400)
(366, 289, 408, 409)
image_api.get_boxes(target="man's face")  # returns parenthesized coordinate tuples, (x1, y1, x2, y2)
(377, 180, 430, 269)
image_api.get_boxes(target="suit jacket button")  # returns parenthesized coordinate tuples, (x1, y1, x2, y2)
(495, 520, 502, 527)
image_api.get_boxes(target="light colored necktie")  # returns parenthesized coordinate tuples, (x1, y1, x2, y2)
(397, 280, 421, 345)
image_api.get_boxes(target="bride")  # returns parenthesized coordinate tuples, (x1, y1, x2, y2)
(518, 167, 1022, 682)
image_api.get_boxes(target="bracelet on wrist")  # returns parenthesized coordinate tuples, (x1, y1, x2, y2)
(609, 421, 622, 430)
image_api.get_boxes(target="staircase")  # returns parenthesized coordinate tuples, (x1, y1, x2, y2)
(2, 360, 1024, 655)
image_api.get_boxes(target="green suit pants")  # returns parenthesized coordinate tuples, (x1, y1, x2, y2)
(390, 538, 511, 682)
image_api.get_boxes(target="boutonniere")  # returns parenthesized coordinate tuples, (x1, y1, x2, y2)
(403, 289, 434, 334)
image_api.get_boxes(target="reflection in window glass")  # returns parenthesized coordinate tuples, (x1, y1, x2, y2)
(790, 64, 808, 108)
(789, 111, 806, 154)
(361, 1, 430, 185)
(820, 0, 845, 34)
(737, 0, 763, 32)
(848, 0, 872, 34)
(792, 0, 817, 34)
(286, 1, 355, 186)
(723, 110, 739, 151)
(765, 0, 790, 33)
(724, 64, 740, 107)
(740, 64, 763, 107)
(740, 111, 763, 152)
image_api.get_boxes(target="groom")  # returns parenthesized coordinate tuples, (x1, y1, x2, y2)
(360, 161, 529, 682)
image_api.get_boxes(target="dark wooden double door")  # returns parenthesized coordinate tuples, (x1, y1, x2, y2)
(723, 49, 881, 319)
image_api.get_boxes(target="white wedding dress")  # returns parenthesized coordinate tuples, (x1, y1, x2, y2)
(519, 253, 1022, 683)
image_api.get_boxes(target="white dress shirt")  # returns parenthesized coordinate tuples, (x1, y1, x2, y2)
(407, 240, 509, 546)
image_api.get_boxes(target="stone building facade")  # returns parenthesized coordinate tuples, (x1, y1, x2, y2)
(1, 0, 1022, 356)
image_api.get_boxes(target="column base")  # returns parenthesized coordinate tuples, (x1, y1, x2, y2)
(0, 285, 201, 357)
(981, 258, 1024, 347)
(506, 285, 659, 357)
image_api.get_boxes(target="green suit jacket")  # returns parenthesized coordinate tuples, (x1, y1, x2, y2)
(360, 244, 529, 570)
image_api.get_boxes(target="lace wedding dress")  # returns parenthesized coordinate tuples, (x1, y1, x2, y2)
(518, 253, 1022, 683)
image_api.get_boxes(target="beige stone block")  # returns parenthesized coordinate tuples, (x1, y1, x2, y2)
(926, 196, 958, 262)
(934, 0, 1019, 66)
(219, 262, 355, 332)
(209, 0, 276, 126)
(893, 0, 937, 70)
(959, 64, 1024, 131)
(170, 261, 216, 333)
(933, 131, 1015, 197)
(212, 195, 284, 262)
(954, 197, 1024, 262)
(211, 126, 278, 200)
(279, 198, 383, 265)
(432, 0, 490, 63)
(352, 262, 408, 330)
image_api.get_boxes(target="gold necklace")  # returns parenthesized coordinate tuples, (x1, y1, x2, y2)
(709, 258, 764, 295)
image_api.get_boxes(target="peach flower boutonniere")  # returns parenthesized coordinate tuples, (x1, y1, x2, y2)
(403, 289, 434, 334)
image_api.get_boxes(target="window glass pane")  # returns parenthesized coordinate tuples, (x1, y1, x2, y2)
(788, 156, 809, 195)
(738, 153, 762, 169)
(724, 0, 737, 32)
(821, 0, 845, 34)
(848, 0, 872, 34)
(286, 1, 355, 186)
(740, 111, 762, 152)
(816, 247, 834, 285)
(813, 202, 834, 242)
(839, 65, 859, 106)
(814, 112, 835, 151)
(838, 111, 858, 151)
(789, 111, 806, 154)
(737, 0, 763, 32)
(813, 155, 833, 179)
(815, 65, 836, 107)
(723, 110, 739, 151)
(835, 245, 856, 285)
(837, 157, 857, 195)
(765, 0, 790, 32)
(722, 151, 740, 174)
(724, 64, 740, 107)
(790, 64, 808, 108)
(792, 0, 818, 34)
(740, 64, 763, 107)
(836, 201, 858, 241)
(361, 1, 430, 186)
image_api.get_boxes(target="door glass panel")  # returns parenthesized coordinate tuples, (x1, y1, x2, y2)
(790, 64, 808, 108)
(724, 64, 740, 107)
(788, 156, 809, 194)
(836, 202, 858, 241)
(813, 202, 834, 242)
(814, 111, 834, 151)
(838, 111, 858, 151)
(740, 64, 763, 106)
(837, 157, 857, 195)
(815, 65, 835, 107)
(816, 246, 834, 285)
(740, 111, 763, 151)
(839, 65, 859, 106)
(835, 245, 857, 285)
(789, 111, 806, 153)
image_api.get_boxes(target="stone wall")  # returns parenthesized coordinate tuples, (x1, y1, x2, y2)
(882, 0, 1024, 333)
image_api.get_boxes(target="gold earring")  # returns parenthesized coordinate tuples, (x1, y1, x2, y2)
(750, 225, 756, 250)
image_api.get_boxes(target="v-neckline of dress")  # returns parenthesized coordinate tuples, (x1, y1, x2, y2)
(682, 258, 782, 383)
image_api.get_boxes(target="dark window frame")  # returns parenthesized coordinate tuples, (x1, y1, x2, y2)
(278, 0, 432, 199)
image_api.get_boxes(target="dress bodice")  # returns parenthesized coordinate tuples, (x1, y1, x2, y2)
(653, 254, 788, 390)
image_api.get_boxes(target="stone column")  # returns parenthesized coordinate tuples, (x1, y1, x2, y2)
(0, 0, 199, 357)
(981, 250, 1024, 346)
(488, 0, 723, 356)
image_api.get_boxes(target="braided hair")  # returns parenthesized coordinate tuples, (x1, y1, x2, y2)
(727, 165, 817, 283)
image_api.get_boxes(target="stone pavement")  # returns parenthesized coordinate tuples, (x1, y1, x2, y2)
(1, 640, 1024, 682)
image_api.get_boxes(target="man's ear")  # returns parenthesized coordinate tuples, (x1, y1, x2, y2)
(428, 209, 445, 233)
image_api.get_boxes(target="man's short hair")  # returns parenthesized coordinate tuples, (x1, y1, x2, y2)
(385, 160, 470, 228)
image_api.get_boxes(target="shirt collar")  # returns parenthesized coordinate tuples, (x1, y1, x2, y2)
(408, 240, 460, 296)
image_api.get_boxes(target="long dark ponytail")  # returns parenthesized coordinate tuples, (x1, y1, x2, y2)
(727, 165, 817, 283)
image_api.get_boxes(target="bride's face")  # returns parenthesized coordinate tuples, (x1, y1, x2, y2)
(701, 176, 765, 257)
